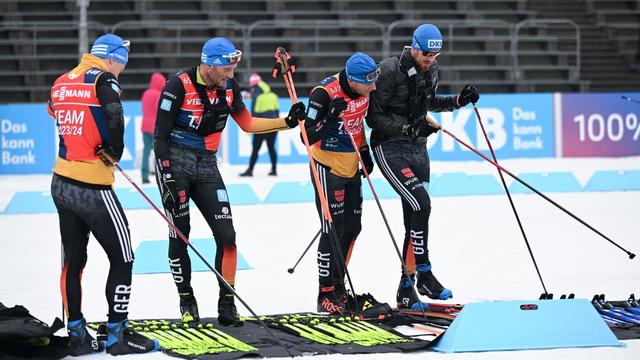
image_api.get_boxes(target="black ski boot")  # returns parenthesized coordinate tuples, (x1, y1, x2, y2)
(356, 293, 392, 318)
(67, 318, 104, 356)
(268, 168, 277, 176)
(416, 265, 452, 300)
(317, 285, 347, 314)
(105, 319, 159, 355)
(179, 292, 200, 323)
(218, 286, 243, 326)
(396, 274, 431, 311)
(239, 169, 253, 177)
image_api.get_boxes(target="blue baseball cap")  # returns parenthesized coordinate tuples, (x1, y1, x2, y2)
(412, 24, 443, 53)
(201, 38, 242, 66)
(345, 52, 379, 84)
(90, 34, 130, 65)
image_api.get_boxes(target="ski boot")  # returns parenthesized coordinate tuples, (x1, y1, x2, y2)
(105, 319, 159, 355)
(396, 274, 431, 311)
(218, 286, 243, 326)
(416, 265, 452, 300)
(317, 285, 347, 314)
(179, 293, 200, 323)
(268, 168, 277, 176)
(356, 293, 392, 318)
(67, 318, 104, 356)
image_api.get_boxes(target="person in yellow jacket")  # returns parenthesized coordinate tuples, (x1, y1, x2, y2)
(239, 73, 280, 176)
(48, 33, 159, 356)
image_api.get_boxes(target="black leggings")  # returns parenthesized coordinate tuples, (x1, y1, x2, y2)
(158, 145, 237, 296)
(311, 162, 363, 288)
(51, 174, 133, 323)
(373, 142, 432, 275)
(247, 133, 277, 170)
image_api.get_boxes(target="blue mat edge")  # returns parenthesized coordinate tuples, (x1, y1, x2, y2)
(3, 170, 640, 215)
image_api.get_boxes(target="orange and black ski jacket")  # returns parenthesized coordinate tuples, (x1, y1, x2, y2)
(304, 70, 370, 178)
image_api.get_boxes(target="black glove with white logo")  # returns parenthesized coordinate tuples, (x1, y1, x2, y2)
(157, 159, 180, 215)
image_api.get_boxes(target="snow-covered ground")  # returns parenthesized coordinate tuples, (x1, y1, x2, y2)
(1, 156, 639, 359)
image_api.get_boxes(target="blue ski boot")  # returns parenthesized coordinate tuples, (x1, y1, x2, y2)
(396, 274, 431, 311)
(67, 318, 104, 356)
(416, 264, 453, 300)
(106, 319, 159, 355)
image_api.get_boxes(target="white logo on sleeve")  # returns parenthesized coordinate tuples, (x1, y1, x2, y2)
(160, 99, 172, 111)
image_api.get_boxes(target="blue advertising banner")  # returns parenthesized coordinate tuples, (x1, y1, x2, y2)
(426, 93, 555, 160)
(0, 101, 141, 174)
(224, 93, 555, 164)
(0, 103, 56, 174)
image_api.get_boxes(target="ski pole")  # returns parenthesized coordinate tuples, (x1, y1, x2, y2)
(621, 95, 640, 105)
(288, 229, 321, 274)
(438, 126, 636, 260)
(342, 119, 430, 318)
(60, 246, 66, 324)
(273, 47, 360, 313)
(99, 151, 295, 358)
(472, 103, 548, 295)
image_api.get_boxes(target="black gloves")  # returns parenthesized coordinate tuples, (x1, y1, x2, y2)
(360, 149, 374, 177)
(285, 102, 306, 128)
(457, 84, 480, 107)
(405, 121, 440, 138)
(95, 145, 116, 166)
(196, 88, 229, 136)
(327, 97, 348, 123)
(157, 159, 180, 215)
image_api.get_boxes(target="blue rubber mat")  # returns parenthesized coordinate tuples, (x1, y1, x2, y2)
(432, 299, 621, 353)
(115, 184, 260, 209)
(3, 171, 639, 214)
(263, 181, 315, 204)
(509, 172, 583, 193)
(132, 238, 252, 274)
(585, 170, 640, 191)
(430, 173, 504, 196)
(362, 178, 398, 200)
(2, 191, 56, 214)
(2, 183, 260, 214)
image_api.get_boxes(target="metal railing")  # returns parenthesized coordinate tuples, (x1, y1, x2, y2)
(245, 19, 386, 74)
(512, 19, 580, 81)
(0, 18, 584, 100)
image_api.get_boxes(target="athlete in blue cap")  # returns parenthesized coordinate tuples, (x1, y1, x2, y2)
(367, 24, 480, 310)
(303, 52, 390, 316)
(48, 33, 159, 355)
(153, 38, 306, 326)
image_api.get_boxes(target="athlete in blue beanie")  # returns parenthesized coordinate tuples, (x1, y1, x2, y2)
(153, 37, 306, 326)
(366, 23, 481, 311)
(303, 52, 386, 316)
(90, 33, 130, 77)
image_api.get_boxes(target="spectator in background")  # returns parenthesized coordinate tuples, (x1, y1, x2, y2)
(140, 72, 166, 183)
(239, 73, 280, 176)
